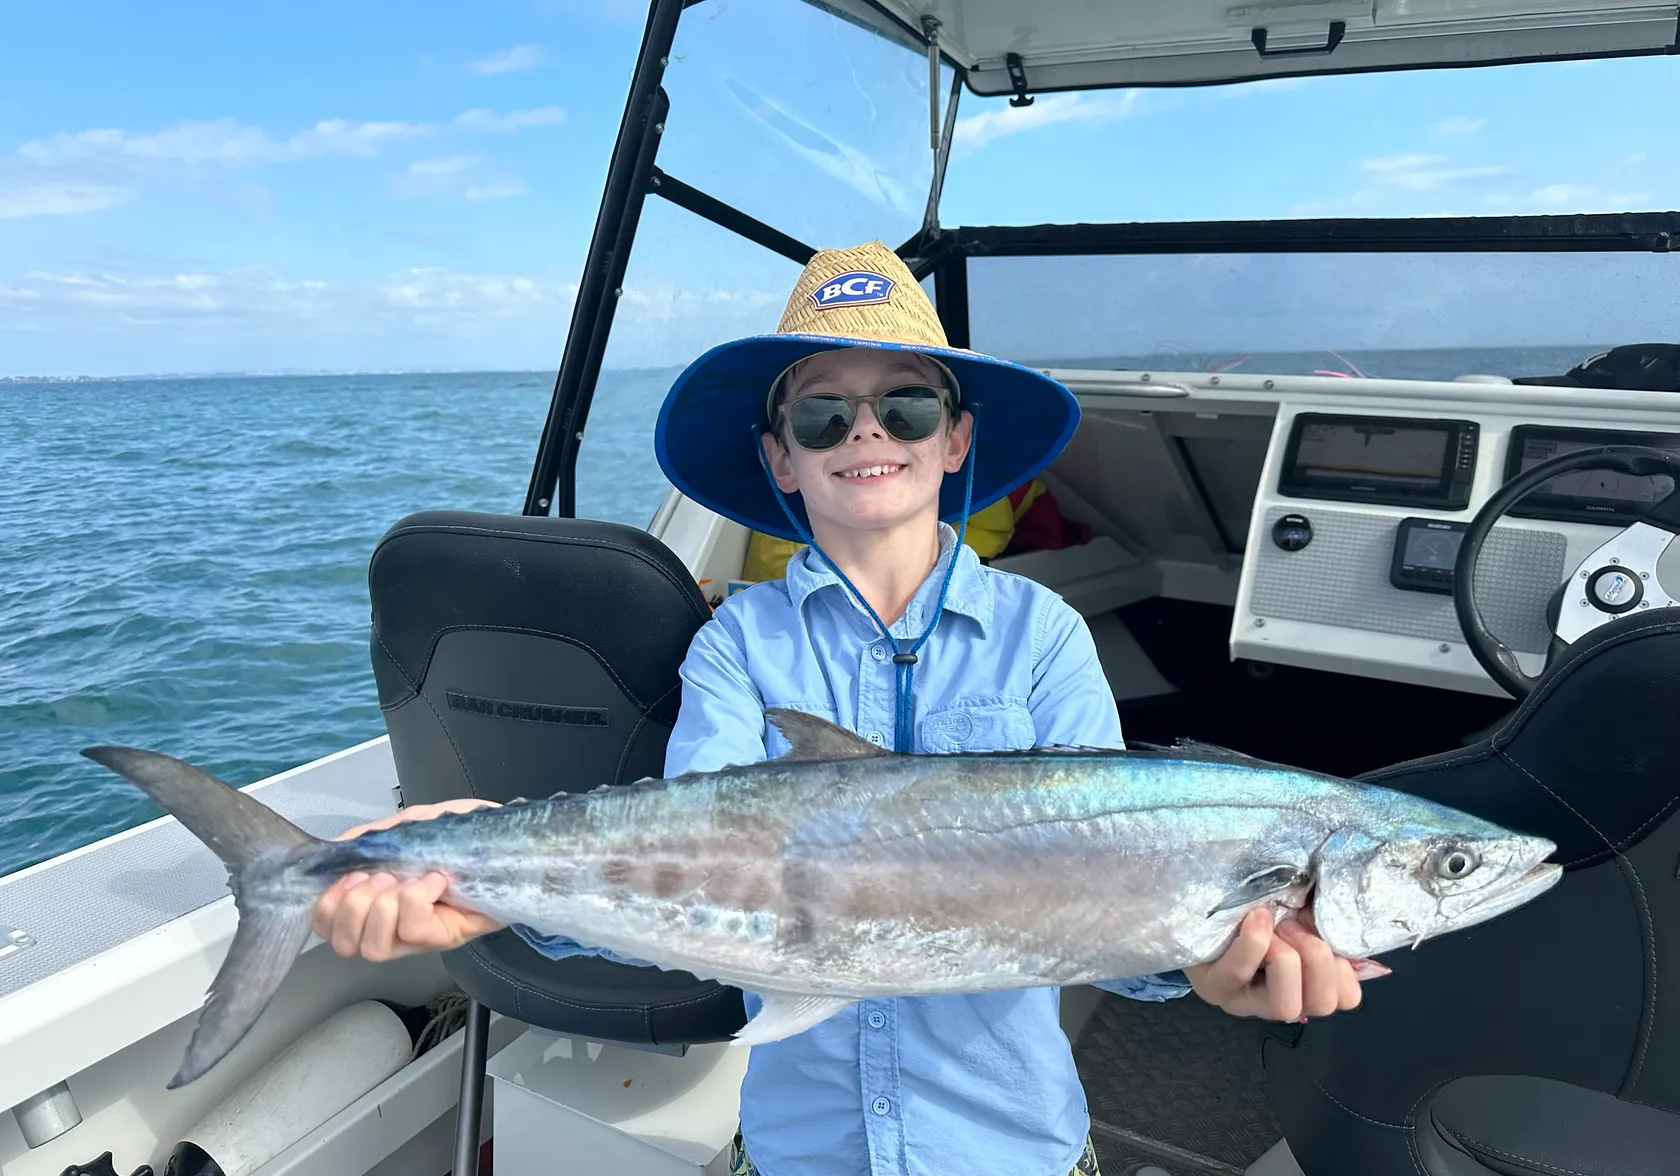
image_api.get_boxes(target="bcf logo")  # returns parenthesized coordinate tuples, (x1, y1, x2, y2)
(810, 271, 895, 309)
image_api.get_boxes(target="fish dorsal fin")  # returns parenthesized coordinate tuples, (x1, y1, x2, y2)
(1171, 738, 1263, 763)
(765, 708, 890, 761)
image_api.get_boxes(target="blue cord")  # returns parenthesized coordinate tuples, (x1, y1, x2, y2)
(754, 409, 978, 753)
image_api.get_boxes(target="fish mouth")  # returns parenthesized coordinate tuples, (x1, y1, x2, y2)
(1439, 858, 1563, 936)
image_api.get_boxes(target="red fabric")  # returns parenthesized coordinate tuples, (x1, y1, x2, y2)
(1005, 483, 1091, 555)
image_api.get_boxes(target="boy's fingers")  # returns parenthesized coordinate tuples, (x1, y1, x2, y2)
(1214, 910, 1274, 995)
(328, 877, 379, 957)
(1337, 958, 1365, 1011)
(1278, 921, 1340, 1018)
(1259, 935, 1303, 1022)
(396, 873, 453, 949)
(313, 872, 368, 940)
(359, 884, 404, 962)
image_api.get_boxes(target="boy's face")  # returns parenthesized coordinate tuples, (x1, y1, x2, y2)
(762, 347, 972, 539)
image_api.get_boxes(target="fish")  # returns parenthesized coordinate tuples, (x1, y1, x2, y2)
(82, 707, 1562, 1088)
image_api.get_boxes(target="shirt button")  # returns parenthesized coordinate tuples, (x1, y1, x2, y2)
(871, 1096, 891, 1115)
(867, 1011, 885, 1029)
(871, 645, 887, 662)
(867, 731, 884, 745)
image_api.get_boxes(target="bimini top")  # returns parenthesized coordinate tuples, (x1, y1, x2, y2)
(816, 0, 1679, 93)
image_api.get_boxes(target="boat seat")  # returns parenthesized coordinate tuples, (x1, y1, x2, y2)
(366, 509, 747, 1176)
(1262, 607, 1680, 1176)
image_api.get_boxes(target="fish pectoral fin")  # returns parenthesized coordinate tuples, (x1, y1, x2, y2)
(1207, 865, 1311, 917)
(730, 993, 856, 1047)
(765, 709, 891, 762)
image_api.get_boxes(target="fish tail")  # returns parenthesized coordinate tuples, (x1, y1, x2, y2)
(82, 745, 326, 1087)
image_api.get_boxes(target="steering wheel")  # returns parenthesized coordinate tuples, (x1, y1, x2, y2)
(1455, 445, 1680, 698)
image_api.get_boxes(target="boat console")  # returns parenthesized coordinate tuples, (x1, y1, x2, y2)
(1041, 368, 1680, 697)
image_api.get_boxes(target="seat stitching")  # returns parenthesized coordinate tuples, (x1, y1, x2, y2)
(1501, 751, 1658, 1094)
(1299, 1062, 1411, 1132)
(1441, 1127, 1595, 1176)
(411, 623, 664, 711)
(374, 627, 477, 796)
(1405, 1076, 1464, 1176)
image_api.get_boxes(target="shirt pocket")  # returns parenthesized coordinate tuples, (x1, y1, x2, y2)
(919, 698, 1036, 754)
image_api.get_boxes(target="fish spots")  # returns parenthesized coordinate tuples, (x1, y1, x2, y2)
(599, 859, 633, 888)
(651, 862, 686, 899)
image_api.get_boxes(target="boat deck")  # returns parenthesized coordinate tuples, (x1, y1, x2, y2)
(1075, 989, 1283, 1176)
(0, 738, 397, 1002)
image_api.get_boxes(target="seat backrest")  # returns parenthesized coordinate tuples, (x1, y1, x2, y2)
(367, 509, 712, 806)
(365, 510, 747, 1047)
(1263, 608, 1680, 1175)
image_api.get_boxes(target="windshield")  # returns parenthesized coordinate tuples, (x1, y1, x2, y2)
(966, 251, 1677, 379)
(658, 0, 937, 251)
(942, 55, 1677, 224)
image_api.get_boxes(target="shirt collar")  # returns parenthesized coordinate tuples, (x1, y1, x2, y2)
(784, 522, 994, 640)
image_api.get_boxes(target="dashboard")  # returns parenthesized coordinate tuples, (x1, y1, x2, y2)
(1239, 404, 1680, 695)
(1049, 368, 1680, 698)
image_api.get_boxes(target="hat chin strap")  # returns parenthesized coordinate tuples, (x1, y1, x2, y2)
(754, 413, 979, 754)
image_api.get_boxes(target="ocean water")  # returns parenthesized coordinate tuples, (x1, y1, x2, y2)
(0, 345, 1605, 877)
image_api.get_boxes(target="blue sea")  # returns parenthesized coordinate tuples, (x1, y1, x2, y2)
(0, 345, 1600, 877)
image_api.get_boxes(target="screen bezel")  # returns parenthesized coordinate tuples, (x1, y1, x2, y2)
(1279, 413, 1477, 509)
(1501, 424, 1680, 524)
(1389, 517, 1467, 595)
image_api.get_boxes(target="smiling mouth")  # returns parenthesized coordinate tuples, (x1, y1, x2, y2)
(837, 464, 905, 480)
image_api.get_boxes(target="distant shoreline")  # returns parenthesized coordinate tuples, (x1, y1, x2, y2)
(0, 344, 1615, 384)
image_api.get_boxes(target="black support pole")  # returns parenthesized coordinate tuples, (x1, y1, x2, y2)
(931, 250, 970, 349)
(523, 0, 685, 517)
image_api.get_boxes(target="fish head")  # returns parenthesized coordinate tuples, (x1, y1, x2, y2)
(1310, 814, 1562, 959)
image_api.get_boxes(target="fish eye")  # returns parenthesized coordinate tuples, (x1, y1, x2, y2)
(1434, 846, 1479, 880)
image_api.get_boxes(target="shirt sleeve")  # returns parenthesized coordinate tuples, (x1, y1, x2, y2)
(511, 606, 766, 964)
(1029, 596, 1193, 1001)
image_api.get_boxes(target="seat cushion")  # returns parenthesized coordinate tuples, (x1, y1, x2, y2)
(444, 922, 747, 1046)
(1416, 1075, 1680, 1176)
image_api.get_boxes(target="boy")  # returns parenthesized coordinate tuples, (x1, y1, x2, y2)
(314, 242, 1366, 1176)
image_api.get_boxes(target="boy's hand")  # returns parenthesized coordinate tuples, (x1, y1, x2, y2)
(1185, 908, 1365, 1022)
(311, 799, 508, 962)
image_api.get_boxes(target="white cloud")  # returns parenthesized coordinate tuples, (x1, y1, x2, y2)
(408, 155, 480, 176)
(454, 106, 566, 134)
(379, 267, 549, 315)
(464, 179, 528, 201)
(1359, 153, 1512, 191)
(13, 117, 429, 172)
(0, 284, 42, 300)
(1627, 152, 1649, 165)
(464, 44, 542, 76)
(0, 182, 131, 218)
(1433, 115, 1486, 138)
(287, 119, 431, 158)
(953, 91, 1140, 154)
(1288, 153, 1515, 216)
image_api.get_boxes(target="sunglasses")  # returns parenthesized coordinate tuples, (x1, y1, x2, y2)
(777, 384, 950, 452)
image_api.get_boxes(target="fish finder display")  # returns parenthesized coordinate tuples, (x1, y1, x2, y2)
(1280, 414, 1478, 509)
(1295, 422, 1447, 485)
(1503, 426, 1680, 523)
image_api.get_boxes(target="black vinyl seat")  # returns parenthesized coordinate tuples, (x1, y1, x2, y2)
(1263, 607, 1680, 1176)
(367, 510, 747, 1175)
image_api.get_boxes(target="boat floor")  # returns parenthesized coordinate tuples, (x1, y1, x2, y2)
(1074, 990, 1281, 1176)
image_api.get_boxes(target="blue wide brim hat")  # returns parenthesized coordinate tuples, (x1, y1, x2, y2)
(653, 241, 1080, 543)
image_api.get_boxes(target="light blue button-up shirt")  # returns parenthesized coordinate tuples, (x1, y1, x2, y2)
(516, 524, 1190, 1176)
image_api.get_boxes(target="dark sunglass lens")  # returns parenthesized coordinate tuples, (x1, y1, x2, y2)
(787, 396, 854, 450)
(878, 387, 944, 442)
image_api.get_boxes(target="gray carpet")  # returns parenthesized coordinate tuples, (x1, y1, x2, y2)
(1073, 991, 1283, 1176)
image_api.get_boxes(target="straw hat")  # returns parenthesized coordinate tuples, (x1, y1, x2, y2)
(653, 240, 1079, 542)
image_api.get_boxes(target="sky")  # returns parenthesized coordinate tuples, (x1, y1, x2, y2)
(0, 0, 1674, 377)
